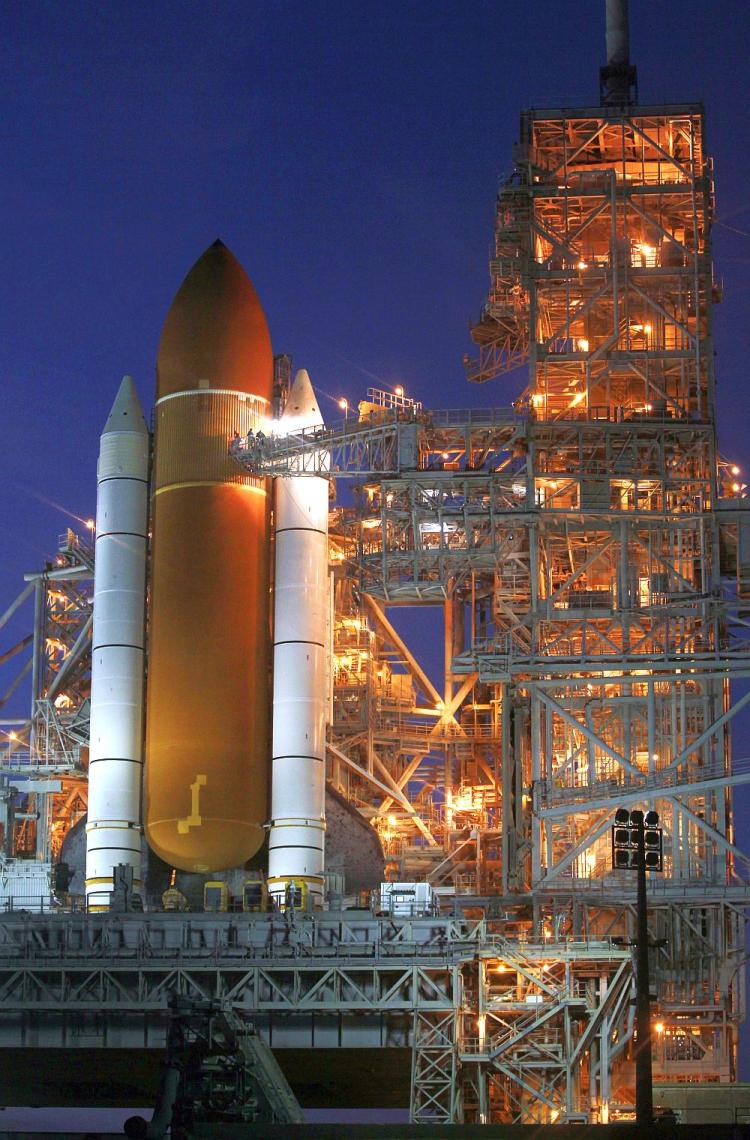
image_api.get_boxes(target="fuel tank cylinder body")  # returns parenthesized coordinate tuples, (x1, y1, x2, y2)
(144, 241, 272, 872)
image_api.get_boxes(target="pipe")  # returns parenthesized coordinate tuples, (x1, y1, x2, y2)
(606, 0, 629, 66)
(601, 0, 636, 105)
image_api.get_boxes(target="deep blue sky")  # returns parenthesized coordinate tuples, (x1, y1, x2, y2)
(2, 0, 750, 1079)
(2, 0, 750, 590)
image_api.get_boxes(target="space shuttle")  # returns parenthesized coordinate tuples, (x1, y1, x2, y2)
(85, 241, 332, 909)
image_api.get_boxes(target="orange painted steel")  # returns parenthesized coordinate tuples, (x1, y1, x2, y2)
(144, 241, 273, 871)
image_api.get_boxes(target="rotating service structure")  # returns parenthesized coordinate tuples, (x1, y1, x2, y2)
(144, 240, 273, 872)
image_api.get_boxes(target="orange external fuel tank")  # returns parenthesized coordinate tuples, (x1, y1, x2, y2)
(144, 240, 272, 871)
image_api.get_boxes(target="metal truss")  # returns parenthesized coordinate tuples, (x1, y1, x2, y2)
(0, 911, 632, 1125)
(0, 529, 92, 861)
(411, 1009, 461, 1123)
(460, 942, 634, 1123)
(321, 97, 750, 1112)
(235, 406, 523, 480)
(465, 179, 531, 382)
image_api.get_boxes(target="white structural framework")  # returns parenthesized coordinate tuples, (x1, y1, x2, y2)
(268, 369, 329, 908)
(85, 376, 149, 909)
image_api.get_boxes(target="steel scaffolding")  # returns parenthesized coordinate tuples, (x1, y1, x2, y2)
(0, 529, 91, 862)
(0, 910, 633, 1124)
(245, 96, 750, 1117)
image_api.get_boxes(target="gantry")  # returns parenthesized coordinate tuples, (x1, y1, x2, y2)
(0, 529, 91, 863)
(242, 84, 750, 1115)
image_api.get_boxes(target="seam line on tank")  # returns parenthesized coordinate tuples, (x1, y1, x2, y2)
(268, 844, 324, 851)
(86, 820, 141, 828)
(86, 880, 142, 887)
(269, 818, 325, 825)
(85, 846, 141, 852)
(154, 481, 266, 495)
(156, 389, 271, 405)
(91, 644, 144, 652)
(275, 526, 328, 537)
(88, 756, 143, 765)
(95, 531, 146, 539)
(272, 755, 325, 762)
(98, 476, 148, 485)
(274, 639, 325, 649)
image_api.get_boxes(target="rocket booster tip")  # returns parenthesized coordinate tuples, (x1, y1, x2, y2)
(103, 375, 148, 436)
(280, 368, 324, 431)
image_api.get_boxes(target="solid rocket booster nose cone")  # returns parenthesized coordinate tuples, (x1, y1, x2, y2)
(280, 368, 324, 430)
(156, 242, 273, 400)
(103, 375, 148, 435)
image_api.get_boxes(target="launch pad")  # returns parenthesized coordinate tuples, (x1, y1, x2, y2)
(0, 908, 633, 1123)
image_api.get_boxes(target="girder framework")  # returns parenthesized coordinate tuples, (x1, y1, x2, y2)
(320, 97, 750, 1112)
(0, 911, 632, 1124)
(0, 530, 92, 862)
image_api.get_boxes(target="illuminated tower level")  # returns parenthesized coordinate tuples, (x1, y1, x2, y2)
(466, 4, 750, 1089)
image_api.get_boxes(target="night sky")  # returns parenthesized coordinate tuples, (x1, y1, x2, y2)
(3, 0, 750, 1084)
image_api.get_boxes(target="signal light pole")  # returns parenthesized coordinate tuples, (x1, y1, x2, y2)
(612, 808, 663, 1129)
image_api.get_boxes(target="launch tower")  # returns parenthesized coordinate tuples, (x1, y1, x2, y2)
(458, 0, 750, 1090)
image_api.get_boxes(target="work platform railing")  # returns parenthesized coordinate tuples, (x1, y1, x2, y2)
(231, 407, 524, 478)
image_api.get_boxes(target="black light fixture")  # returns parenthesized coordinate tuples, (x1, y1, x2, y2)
(611, 808, 663, 871)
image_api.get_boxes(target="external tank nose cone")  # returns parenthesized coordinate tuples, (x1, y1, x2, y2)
(157, 241, 273, 400)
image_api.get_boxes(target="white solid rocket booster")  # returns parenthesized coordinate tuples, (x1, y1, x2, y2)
(268, 369, 329, 908)
(85, 376, 149, 909)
